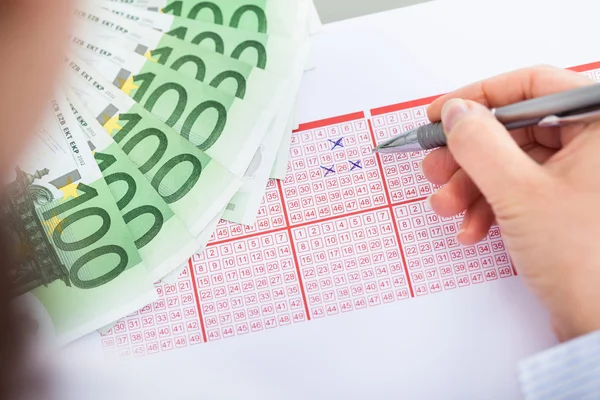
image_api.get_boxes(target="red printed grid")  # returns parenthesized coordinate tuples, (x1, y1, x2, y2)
(282, 117, 386, 225)
(101, 267, 202, 358)
(99, 63, 600, 358)
(395, 201, 512, 297)
(294, 209, 410, 319)
(194, 230, 306, 342)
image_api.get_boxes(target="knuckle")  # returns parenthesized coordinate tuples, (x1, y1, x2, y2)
(518, 64, 563, 82)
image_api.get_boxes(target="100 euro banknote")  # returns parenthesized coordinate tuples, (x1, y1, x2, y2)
(98, 0, 316, 180)
(65, 55, 241, 237)
(87, 3, 312, 180)
(70, 26, 306, 224)
(75, 5, 310, 220)
(100, 3, 307, 80)
(8, 91, 157, 344)
(66, 88, 199, 281)
(72, 6, 289, 112)
(70, 27, 275, 177)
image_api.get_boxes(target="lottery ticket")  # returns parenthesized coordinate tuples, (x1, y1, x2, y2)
(98, 61, 600, 358)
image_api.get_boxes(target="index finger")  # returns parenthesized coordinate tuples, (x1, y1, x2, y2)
(427, 65, 594, 122)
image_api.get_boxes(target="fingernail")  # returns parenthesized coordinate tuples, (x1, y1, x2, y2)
(441, 99, 470, 133)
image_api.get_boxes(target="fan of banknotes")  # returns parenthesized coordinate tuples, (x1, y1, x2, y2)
(7, 0, 320, 344)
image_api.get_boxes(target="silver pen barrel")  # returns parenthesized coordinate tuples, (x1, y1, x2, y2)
(416, 122, 447, 149)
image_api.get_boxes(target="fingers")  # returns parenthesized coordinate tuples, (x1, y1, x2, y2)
(430, 144, 555, 245)
(457, 198, 496, 245)
(429, 169, 478, 217)
(429, 144, 557, 218)
(421, 148, 459, 185)
(427, 65, 593, 122)
(441, 99, 548, 210)
(421, 128, 557, 190)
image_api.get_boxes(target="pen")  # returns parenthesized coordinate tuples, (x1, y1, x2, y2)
(373, 83, 600, 153)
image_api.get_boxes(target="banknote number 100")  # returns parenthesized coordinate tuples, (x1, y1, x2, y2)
(149, 46, 248, 99)
(131, 72, 227, 152)
(166, 27, 268, 70)
(111, 113, 203, 204)
(95, 152, 164, 249)
(42, 183, 129, 289)
(162, 2, 268, 34)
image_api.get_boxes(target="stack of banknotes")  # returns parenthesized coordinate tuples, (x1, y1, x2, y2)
(7, 0, 320, 345)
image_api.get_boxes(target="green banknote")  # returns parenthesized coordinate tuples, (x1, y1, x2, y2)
(69, 33, 274, 177)
(65, 55, 241, 237)
(70, 28, 303, 224)
(66, 89, 199, 281)
(7, 91, 156, 344)
(96, 2, 313, 181)
(72, 7, 289, 111)
(99, 2, 307, 80)
(102, 0, 309, 38)
(81, 4, 310, 219)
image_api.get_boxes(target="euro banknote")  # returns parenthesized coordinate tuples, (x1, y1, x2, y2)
(84, 2, 312, 184)
(7, 91, 157, 344)
(66, 88, 199, 281)
(65, 55, 241, 237)
(72, 6, 309, 223)
(72, 6, 289, 111)
(99, 2, 307, 80)
(70, 29, 304, 224)
(69, 27, 275, 177)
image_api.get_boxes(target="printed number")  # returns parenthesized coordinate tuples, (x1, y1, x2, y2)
(41, 181, 128, 289)
(150, 46, 248, 99)
(95, 152, 164, 249)
(162, 2, 268, 34)
(166, 27, 268, 69)
(131, 73, 227, 151)
(111, 113, 203, 204)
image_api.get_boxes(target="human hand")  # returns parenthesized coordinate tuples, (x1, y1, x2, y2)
(422, 66, 600, 342)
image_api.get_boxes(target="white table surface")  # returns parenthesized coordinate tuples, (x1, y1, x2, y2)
(60, 1, 600, 399)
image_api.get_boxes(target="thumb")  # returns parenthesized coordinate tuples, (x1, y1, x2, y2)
(441, 98, 546, 207)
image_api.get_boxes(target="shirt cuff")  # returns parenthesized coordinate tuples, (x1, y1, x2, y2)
(518, 330, 600, 400)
